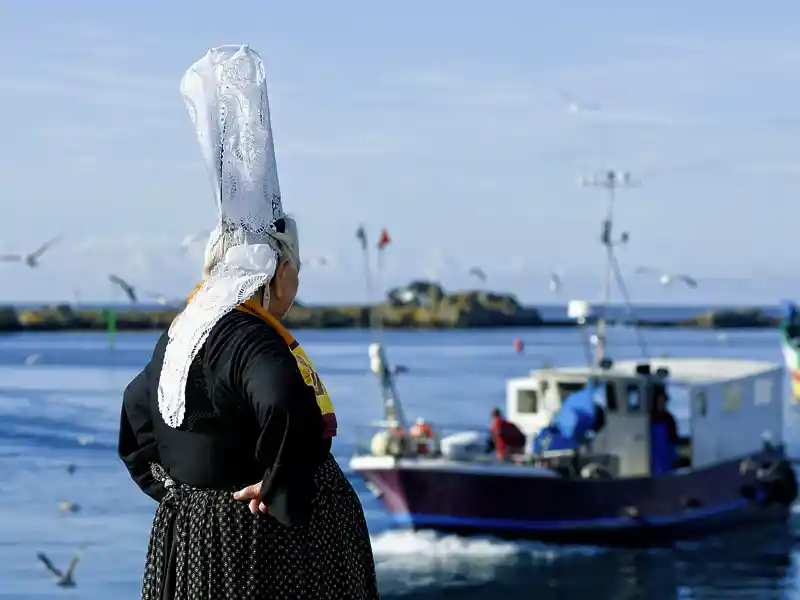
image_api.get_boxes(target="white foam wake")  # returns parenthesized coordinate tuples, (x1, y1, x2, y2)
(372, 530, 523, 567)
(369, 529, 604, 593)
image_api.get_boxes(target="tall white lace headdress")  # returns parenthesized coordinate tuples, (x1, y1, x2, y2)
(158, 45, 285, 428)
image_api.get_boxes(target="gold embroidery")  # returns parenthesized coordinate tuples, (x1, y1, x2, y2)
(295, 352, 325, 397)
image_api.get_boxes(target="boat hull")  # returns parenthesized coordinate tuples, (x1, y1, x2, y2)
(352, 451, 793, 546)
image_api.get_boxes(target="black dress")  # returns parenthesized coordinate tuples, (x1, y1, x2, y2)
(118, 310, 379, 599)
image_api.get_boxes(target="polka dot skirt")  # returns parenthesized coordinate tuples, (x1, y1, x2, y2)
(140, 455, 379, 599)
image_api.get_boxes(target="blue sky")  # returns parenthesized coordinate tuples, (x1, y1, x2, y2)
(1, 2, 799, 304)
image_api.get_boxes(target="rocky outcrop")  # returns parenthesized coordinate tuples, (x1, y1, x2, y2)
(15, 304, 179, 331)
(677, 308, 779, 329)
(283, 303, 370, 329)
(0, 306, 21, 331)
(0, 289, 783, 332)
(381, 281, 542, 328)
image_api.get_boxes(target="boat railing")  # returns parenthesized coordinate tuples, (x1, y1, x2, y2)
(352, 421, 584, 465)
(350, 421, 624, 478)
(351, 420, 490, 458)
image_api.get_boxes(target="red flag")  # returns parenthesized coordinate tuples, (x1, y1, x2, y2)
(377, 228, 391, 251)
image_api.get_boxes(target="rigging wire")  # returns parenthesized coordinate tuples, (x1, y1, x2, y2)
(608, 250, 650, 358)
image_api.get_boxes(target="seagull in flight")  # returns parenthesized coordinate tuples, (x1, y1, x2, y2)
(306, 256, 330, 268)
(468, 266, 487, 283)
(0, 236, 61, 268)
(549, 272, 563, 294)
(635, 266, 698, 288)
(108, 274, 138, 303)
(558, 90, 601, 114)
(144, 291, 184, 306)
(36, 548, 85, 587)
(180, 230, 209, 254)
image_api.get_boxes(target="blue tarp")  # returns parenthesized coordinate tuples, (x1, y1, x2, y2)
(780, 299, 798, 323)
(531, 382, 603, 453)
(650, 421, 676, 475)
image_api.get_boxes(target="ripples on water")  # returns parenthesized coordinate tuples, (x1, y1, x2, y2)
(0, 328, 799, 599)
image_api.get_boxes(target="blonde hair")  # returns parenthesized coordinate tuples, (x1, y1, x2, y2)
(202, 216, 300, 278)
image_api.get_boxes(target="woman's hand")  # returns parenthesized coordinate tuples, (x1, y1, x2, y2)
(233, 482, 268, 514)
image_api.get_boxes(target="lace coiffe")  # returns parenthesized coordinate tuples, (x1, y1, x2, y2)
(158, 45, 286, 428)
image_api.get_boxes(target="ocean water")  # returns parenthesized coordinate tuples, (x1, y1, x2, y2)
(1, 326, 799, 599)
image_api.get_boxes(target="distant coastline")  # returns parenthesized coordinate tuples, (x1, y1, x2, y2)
(0, 281, 784, 332)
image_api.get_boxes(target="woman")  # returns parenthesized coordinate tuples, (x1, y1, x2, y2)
(118, 45, 379, 599)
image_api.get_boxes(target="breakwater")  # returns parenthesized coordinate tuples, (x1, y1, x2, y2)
(0, 281, 782, 332)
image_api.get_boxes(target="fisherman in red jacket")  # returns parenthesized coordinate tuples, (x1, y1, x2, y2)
(489, 407, 526, 460)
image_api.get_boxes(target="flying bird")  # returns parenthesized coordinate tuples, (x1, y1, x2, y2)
(144, 291, 183, 306)
(146, 291, 168, 305)
(306, 256, 330, 268)
(58, 501, 81, 514)
(468, 267, 487, 283)
(558, 90, 601, 114)
(424, 247, 460, 280)
(549, 272, 563, 294)
(108, 274, 138, 303)
(0, 236, 61, 268)
(180, 230, 209, 254)
(635, 267, 698, 288)
(36, 548, 84, 587)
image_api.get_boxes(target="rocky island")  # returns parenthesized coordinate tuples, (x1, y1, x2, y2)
(0, 281, 782, 332)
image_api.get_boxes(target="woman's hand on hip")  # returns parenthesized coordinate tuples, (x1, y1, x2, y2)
(233, 482, 268, 514)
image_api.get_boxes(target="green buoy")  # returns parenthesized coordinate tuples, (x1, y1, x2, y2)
(104, 307, 117, 349)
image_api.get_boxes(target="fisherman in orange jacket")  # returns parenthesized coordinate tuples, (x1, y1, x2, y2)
(409, 417, 434, 454)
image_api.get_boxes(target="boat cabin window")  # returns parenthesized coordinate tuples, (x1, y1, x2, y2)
(517, 389, 538, 413)
(626, 383, 643, 412)
(723, 383, 743, 412)
(557, 381, 585, 402)
(605, 381, 618, 411)
(693, 389, 707, 417)
(754, 379, 773, 406)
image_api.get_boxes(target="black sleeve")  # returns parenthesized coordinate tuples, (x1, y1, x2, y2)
(117, 339, 167, 502)
(228, 321, 325, 527)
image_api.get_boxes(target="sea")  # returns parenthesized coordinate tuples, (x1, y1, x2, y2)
(1, 325, 800, 599)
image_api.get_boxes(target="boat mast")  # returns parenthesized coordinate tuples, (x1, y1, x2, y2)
(356, 225, 378, 333)
(580, 170, 638, 365)
(358, 225, 408, 430)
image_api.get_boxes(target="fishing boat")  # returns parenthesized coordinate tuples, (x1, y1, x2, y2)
(348, 171, 798, 546)
(779, 300, 800, 401)
(350, 354, 795, 545)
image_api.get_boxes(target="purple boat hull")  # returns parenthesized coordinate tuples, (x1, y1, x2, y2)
(351, 450, 794, 546)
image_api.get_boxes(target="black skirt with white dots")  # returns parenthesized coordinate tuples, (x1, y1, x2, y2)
(140, 455, 380, 599)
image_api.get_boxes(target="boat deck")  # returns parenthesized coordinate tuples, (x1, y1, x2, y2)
(350, 454, 560, 477)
